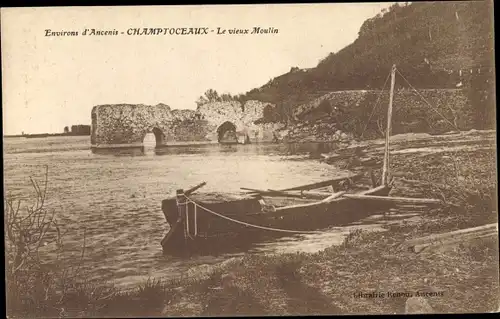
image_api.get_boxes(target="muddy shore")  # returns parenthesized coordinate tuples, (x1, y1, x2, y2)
(7, 130, 498, 317)
(109, 130, 498, 316)
(156, 130, 498, 316)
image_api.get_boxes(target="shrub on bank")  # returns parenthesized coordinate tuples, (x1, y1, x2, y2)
(4, 168, 173, 318)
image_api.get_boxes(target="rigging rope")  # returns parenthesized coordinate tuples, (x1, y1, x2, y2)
(182, 195, 324, 234)
(395, 68, 461, 132)
(360, 71, 392, 138)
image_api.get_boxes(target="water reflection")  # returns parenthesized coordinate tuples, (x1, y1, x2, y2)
(90, 141, 347, 157)
(91, 146, 146, 157)
(4, 136, 367, 290)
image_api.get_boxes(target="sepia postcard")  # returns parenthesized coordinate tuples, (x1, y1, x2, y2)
(2, 2, 499, 317)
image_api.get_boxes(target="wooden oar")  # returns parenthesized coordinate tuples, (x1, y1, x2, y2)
(281, 173, 363, 191)
(242, 174, 363, 195)
(341, 193, 441, 205)
(267, 189, 332, 200)
(240, 188, 304, 198)
(320, 191, 346, 203)
(273, 200, 328, 212)
(242, 187, 335, 200)
(404, 223, 498, 253)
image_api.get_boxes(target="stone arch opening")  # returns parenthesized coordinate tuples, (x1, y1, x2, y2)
(143, 127, 165, 147)
(217, 121, 238, 144)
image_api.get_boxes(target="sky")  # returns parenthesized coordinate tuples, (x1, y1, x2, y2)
(2, 3, 392, 135)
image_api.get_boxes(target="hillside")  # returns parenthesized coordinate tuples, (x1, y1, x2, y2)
(282, 89, 472, 141)
(237, 1, 494, 130)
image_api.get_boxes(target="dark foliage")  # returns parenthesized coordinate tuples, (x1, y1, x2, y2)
(231, 1, 494, 126)
(466, 68, 496, 130)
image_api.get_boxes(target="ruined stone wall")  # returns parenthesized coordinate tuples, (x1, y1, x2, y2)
(196, 100, 283, 142)
(197, 100, 282, 142)
(291, 89, 471, 140)
(196, 101, 243, 141)
(91, 100, 283, 147)
(91, 103, 207, 146)
(295, 89, 469, 119)
(242, 100, 283, 141)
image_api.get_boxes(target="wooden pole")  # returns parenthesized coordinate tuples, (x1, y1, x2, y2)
(341, 193, 441, 205)
(241, 188, 304, 198)
(382, 64, 397, 186)
(404, 223, 497, 248)
(194, 203, 198, 237)
(176, 189, 188, 241)
(241, 173, 363, 193)
(369, 169, 378, 187)
(185, 182, 207, 196)
(320, 191, 346, 203)
(274, 200, 329, 212)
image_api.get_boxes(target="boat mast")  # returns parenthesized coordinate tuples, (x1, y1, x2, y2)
(382, 64, 397, 186)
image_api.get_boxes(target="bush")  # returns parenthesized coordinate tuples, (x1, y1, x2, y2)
(5, 166, 117, 318)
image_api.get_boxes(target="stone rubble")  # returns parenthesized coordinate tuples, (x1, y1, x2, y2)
(278, 116, 354, 143)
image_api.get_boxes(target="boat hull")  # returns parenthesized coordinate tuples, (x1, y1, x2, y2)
(160, 185, 392, 256)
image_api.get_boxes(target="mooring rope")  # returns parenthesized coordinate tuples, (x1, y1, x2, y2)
(181, 195, 324, 234)
(395, 68, 461, 132)
(360, 67, 462, 138)
(360, 71, 392, 138)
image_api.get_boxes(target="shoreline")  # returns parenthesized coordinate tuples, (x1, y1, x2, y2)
(158, 130, 497, 316)
(5, 129, 498, 317)
(4, 133, 90, 139)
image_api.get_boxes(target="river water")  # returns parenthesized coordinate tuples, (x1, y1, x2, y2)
(4, 136, 389, 289)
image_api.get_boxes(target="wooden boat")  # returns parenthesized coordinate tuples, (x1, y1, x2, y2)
(160, 65, 442, 256)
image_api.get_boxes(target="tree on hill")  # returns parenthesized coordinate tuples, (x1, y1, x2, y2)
(196, 89, 239, 106)
(231, 1, 493, 124)
(196, 1, 493, 131)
